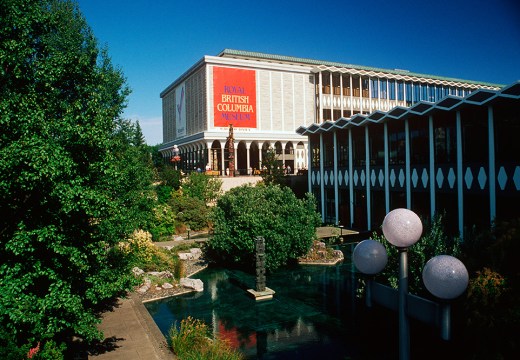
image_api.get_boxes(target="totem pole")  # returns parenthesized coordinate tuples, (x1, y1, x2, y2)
(227, 124, 235, 177)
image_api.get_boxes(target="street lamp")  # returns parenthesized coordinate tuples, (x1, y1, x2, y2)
(352, 208, 469, 360)
(170, 145, 181, 170)
(352, 239, 388, 306)
(382, 208, 422, 360)
(422, 255, 469, 340)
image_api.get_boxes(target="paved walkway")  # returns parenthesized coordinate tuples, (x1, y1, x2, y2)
(88, 294, 172, 360)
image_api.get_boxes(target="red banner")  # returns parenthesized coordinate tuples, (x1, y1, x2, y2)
(213, 67, 256, 128)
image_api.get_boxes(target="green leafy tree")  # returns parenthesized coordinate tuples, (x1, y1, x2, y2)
(181, 172, 223, 204)
(0, 0, 153, 355)
(206, 184, 321, 272)
(260, 147, 285, 186)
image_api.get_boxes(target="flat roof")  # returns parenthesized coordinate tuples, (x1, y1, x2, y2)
(219, 49, 504, 88)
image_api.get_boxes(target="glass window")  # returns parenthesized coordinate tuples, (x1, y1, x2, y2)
(311, 140, 320, 168)
(352, 127, 366, 166)
(434, 114, 457, 163)
(389, 80, 396, 100)
(362, 78, 369, 98)
(397, 81, 404, 101)
(409, 117, 429, 165)
(380, 79, 387, 99)
(406, 83, 413, 105)
(371, 79, 378, 98)
(342, 74, 351, 96)
(422, 85, 428, 101)
(388, 121, 406, 165)
(369, 126, 385, 166)
(337, 130, 349, 167)
(322, 73, 331, 94)
(462, 108, 487, 163)
(323, 133, 334, 167)
(333, 74, 341, 95)
(414, 84, 421, 103)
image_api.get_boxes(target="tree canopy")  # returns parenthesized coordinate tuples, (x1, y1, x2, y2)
(206, 184, 321, 272)
(0, 0, 153, 356)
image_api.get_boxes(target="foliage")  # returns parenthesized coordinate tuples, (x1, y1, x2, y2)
(0, 0, 153, 354)
(149, 203, 176, 240)
(169, 317, 243, 360)
(181, 172, 223, 204)
(118, 229, 156, 265)
(169, 190, 211, 231)
(159, 166, 182, 189)
(260, 147, 286, 186)
(459, 218, 520, 359)
(206, 184, 321, 272)
(372, 213, 461, 295)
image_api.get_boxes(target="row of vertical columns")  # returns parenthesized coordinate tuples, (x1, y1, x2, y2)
(311, 106, 498, 238)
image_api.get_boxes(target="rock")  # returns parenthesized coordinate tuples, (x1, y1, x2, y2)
(180, 278, 204, 292)
(132, 267, 144, 276)
(136, 277, 151, 294)
(178, 248, 202, 260)
(190, 248, 202, 258)
(333, 250, 344, 259)
(173, 235, 184, 241)
(147, 271, 173, 278)
(178, 252, 194, 260)
(162, 282, 174, 289)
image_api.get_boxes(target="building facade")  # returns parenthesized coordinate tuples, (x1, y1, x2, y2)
(297, 82, 520, 237)
(160, 50, 501, 175)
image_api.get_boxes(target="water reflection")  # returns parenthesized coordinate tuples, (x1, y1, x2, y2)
(146, 246, 364, 359)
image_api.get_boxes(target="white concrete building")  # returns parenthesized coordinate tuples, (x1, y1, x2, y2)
(160, 49, 501, 176)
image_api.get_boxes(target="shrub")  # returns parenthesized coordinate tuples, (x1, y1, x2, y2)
(206, 184, 321, 272)
(149, 204, 176, 240)
(118, 229, 155, 264)
(169, 190, 211, 231)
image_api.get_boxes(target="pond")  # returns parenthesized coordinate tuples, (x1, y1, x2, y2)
(145, 245, 458, 359)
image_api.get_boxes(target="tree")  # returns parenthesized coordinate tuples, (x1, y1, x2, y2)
(260, 146, 286, 186)
(0, 0, 152, 355)
(206, 184, 321, 272)
(181, 172, 223, 204)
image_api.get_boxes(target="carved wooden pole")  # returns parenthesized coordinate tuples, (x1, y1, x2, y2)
(255, 236, 266, 292)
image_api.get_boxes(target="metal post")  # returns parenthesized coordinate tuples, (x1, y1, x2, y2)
(440, 302, 451, 341)
(366, 278, 373, 308)
(398, 248, 410, 360)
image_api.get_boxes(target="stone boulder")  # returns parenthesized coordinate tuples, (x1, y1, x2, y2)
(178, 248, 202, 260)
(136, 277, 151, 294)
(180, 278, 204, 292)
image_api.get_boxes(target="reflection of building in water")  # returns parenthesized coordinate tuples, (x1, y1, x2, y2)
(213, 316, 321, 358)
(160, 49, 499, 176)
(298, 82, 520, 237)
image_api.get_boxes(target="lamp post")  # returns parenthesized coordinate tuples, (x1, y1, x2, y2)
(382, 208, 423, 360)
(170, 144, 181, 170)
(352, 239, 388, 307)
(352, 209, 469, 360)
(422, 255, 469, 340)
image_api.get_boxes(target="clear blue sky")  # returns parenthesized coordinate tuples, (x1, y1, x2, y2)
(77, 0, 520, 145)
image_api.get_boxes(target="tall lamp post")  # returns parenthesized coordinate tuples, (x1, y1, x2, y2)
(170, 144, 181, 170)
(353, 208, 469, 360)
(382, 208, 423, 360)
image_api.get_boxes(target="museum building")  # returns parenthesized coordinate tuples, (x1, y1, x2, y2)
(159, 49, 501, 175)
(297, 81, 520, 237)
